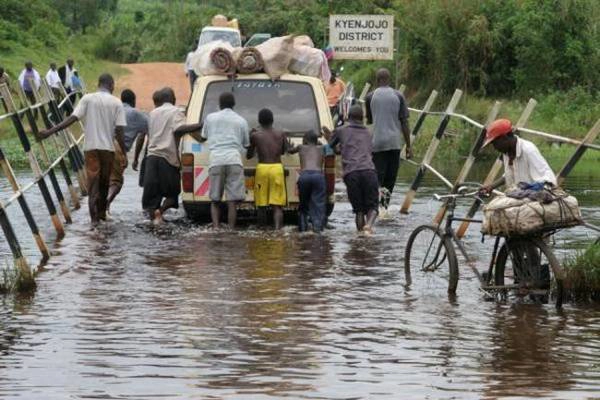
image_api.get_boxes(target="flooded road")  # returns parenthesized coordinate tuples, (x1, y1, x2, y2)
(1, 168, 600, 399)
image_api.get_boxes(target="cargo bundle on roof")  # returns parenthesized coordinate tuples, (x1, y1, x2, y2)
(191, 34, 330, 81)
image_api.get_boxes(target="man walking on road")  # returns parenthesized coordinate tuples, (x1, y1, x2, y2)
(45, 63, 62, 100)
(142, 88, 203, 224)
(365, 68, 412, 211)
(324, 105, 379, 234)
(200, 92, 249, 229)
(38, 73, 127, 225)
(246, 108, 288, 230)
(119, 89, 150, 172)
(58, 59, 75, 94)
(58, 59, 76, 114)
(18, 61, 41, 117)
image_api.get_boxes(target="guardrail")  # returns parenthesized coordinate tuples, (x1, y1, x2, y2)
(0, 79, 86, 284)
(358, 84, 600, 238)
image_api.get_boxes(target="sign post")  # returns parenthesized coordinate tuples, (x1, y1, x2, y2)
(329, 15, 395, 60)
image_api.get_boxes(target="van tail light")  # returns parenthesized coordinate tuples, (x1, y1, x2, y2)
(324, 154, 336, 195)
(181, 153, 194, 193)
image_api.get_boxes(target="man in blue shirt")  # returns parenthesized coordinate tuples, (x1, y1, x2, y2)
(200, 92, 250, 229)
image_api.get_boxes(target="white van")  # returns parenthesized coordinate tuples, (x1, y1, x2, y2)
(180, 73, 336, 221)
(198, 27, 242, 48)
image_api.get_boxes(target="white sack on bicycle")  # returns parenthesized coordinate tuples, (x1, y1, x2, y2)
(481, 188, 582, 236)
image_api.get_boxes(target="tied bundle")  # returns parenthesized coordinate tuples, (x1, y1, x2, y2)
(210, 47, 235, 74)
(236, 47, 264, 74)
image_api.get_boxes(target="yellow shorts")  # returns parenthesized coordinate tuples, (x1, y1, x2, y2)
(254, 163, 286, 207)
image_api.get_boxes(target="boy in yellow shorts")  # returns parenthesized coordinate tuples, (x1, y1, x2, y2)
(247, 108, 288, 229)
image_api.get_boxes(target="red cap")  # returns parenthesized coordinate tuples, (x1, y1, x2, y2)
(482, 119, 513, 147)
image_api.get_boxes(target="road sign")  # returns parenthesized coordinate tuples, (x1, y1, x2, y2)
(329, 15, 395, 60)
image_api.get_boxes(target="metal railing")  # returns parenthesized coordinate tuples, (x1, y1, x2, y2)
(0, 79, 87, 280)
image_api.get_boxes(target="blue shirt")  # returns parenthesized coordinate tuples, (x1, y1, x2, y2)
(123, 104, 149, 152)
(201, 108, 250, 167)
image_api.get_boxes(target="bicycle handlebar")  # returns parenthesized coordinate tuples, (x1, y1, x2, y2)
(433, 191, 482, 201)
(432, 183, 490, 202)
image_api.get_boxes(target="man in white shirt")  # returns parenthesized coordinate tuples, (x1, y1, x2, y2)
(45, 63, 62, 99)
(140, 87, 203, 224)
(481, 118, 556, 194)
(39, 73, 127, 225)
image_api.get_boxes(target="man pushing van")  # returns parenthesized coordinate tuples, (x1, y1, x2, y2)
(246, 108, 288, 230)
(200, 92, 250, 229)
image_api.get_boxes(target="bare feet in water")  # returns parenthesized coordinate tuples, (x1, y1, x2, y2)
(153, 209, 164, 225)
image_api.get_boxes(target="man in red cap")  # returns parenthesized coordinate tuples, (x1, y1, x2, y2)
(480, 118, 556, 194)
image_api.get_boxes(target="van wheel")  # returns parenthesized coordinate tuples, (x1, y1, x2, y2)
(183, 203, 211, 223)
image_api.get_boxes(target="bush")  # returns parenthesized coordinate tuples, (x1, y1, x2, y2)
(563, 242, 600, 302)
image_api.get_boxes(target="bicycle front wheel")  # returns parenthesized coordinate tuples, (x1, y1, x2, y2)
(494, 237, 564, 308)
(405, 224, 459, 294)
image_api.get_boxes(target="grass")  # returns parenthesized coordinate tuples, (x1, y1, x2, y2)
(1, 42, 126, 169)
(563, 242, 600, 302)
(0, 259, 36, 294)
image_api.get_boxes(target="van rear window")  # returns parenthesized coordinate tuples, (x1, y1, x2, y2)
(200, 80, 320, 136)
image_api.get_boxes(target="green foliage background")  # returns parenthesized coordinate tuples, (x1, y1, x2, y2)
(2, 0, 599, 98)
(1, 0, 599, 143)
(85, 0, 600, 99)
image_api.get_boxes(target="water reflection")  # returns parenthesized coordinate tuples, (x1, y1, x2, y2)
(0, 170, 598, 398)
(482, 305, 572, 398)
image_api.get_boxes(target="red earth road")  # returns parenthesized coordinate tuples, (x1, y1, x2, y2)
(117, 63, 191, 111)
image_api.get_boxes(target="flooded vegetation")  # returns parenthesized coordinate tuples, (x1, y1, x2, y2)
(0, 168, 599, 399)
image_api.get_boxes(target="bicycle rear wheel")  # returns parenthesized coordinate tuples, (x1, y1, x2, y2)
(494, 237, 564, 308)
(405, 224, 459, 294)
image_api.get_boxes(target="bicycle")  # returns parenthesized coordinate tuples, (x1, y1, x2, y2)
(404, 183, 564, 308)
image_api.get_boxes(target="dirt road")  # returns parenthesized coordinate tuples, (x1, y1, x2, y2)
(117, 63, 191, 111)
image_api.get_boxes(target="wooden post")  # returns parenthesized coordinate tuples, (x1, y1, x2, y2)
(456, 98, 537, 238)
(22, 81, 72, 223)
(0, 148, 50, 262)
(402, 90, 438, 159)
(0, 202, 33, 286)
(556, 118, 600, 187)
(32, 83, 80, 210)
(41, 81, 87, 195)
(433, 101, 501, 224)
(398, 84, 407, 94)
(0, 84, 65, 238)
(400, 89, 463, 214)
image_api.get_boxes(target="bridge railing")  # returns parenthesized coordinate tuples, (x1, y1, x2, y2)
(360, 84, 600, 237)
(0, 79, 87, 284)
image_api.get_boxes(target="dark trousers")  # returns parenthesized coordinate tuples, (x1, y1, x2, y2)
(85, 150, 115, 222)
(372, 149, 401, 194)
(297, 171, 326, 232)
(24, 90, 38, 119)
(188, 70, 198, 91)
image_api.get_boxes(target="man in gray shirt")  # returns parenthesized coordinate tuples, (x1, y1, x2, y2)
(365, 68, 412, 209)
(325, 105, 379, 234)
(106, 89, 150, 210)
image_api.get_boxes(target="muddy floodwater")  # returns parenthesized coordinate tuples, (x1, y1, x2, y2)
(1, 168, 599, 399)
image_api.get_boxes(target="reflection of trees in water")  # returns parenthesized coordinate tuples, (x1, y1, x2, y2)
(200, 234, 334, 395)
(482, 305, 571, 398)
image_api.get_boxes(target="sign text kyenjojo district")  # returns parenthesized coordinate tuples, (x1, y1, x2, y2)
(329, 15, 395, 60)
